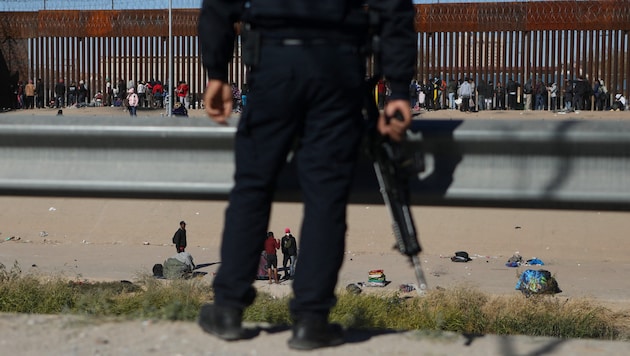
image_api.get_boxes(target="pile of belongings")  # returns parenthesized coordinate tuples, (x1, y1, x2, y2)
(398, 284, 416, 293)
(506, 253, 545, 267)
(159, 252, 195, 279)
(345, 283, 363, 295)
(505, 253, 523, 267)
(256, 251, 269, 280)
(366, 269, 387, 287)
(515, 269, 562, 296)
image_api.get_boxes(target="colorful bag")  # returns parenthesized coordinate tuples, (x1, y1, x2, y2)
(515, 269, 562, 296)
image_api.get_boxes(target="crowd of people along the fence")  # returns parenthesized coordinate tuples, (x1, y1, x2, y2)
(8, 76, 626, 113)
(8, 77, 177, 112)
(398, 75, 628, 113)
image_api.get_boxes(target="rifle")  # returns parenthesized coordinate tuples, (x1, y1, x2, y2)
(364, 77, 428, 295)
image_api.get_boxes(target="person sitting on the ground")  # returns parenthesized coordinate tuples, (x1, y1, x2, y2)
(163, 251, 195, 279)
(93, 91, 103, 106)
(612, 93, 627, 111)
(172, 102, 189, 117)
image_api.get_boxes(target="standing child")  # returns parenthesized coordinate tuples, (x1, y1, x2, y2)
(127, 88, 139, 116)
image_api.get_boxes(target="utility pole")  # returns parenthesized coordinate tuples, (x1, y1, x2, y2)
(168, 0, 173, 117)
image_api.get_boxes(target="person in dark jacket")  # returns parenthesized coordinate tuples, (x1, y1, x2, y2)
(573, 76, 589, 111)
(507, 78, 519, 110)
(281, 227, 298, 280)
(172, 221, 187, 252)
(196, 0, 416, 350)
(54, 79, 65, 108)
(36, 78, 45, 108)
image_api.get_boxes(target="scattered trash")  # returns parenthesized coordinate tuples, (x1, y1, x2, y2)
(399, 284, 416, 293)
(346, 283, 362, 295)
(525, 258, 544, 266)
(516, 269, 562, 296)
(39, 231, 48, 237)
(364, 281, 390, 287)
(143, 241, 150, 245)
(48, 207, 56, 211)
(451, 251, 472, 262)
(505, 253, 523, 267)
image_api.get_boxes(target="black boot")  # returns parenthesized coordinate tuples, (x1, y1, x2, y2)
(198, 304, 246, 341)
(288, 315, 344, 350)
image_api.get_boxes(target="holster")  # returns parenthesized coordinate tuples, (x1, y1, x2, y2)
(242, 24, 261, 67)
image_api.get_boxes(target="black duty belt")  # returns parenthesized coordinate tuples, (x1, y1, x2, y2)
(261, 37, 350, 46)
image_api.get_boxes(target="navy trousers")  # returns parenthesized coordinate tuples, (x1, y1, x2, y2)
(212, 41, 366, 319)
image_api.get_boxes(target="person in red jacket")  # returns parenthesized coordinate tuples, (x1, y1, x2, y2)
(152, 81, 164, 108)
(264, 231, 280, 284)
(176, 80, 189, 108)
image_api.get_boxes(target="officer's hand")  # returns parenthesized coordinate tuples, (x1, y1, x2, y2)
(204, 79, 232, 124)
(378, 99, 412, 142)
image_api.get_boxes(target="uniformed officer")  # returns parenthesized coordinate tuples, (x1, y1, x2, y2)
(197, 0, 416, 350)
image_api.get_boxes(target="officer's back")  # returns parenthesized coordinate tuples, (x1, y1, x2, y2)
(197, 0, 416, 350)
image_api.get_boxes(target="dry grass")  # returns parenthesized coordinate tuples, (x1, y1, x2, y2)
(1, 262, 628, 340)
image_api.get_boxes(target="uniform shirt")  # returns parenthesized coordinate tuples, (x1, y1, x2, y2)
(198, 0, 416, 100)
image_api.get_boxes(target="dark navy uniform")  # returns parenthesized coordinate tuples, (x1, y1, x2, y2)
(198, 0, 416, 348)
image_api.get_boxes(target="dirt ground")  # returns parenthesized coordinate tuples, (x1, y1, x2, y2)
(1, 106, 629, 355)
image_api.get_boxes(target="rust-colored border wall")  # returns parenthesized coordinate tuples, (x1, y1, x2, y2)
(416, 0, 630, 33)
(1, 1, 630, 107)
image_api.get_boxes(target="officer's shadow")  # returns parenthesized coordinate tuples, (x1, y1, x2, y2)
(256, 325, 480, 347)
(194, 262, 220, 270)
(192, 261, 220, 277)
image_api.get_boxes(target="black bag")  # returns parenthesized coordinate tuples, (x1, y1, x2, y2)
(451, 251, 472, 262)
(152, 263, 164, 278)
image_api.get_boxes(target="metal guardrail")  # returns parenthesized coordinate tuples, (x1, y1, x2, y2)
(1, 115, 629, 211)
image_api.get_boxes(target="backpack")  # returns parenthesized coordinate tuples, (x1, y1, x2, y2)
(515, 269, 562, 296)
(152, 263, 164, 278)
(172, 232, 177, 244)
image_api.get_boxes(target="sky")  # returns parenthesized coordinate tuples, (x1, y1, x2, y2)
(0, 1, 537, 12)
